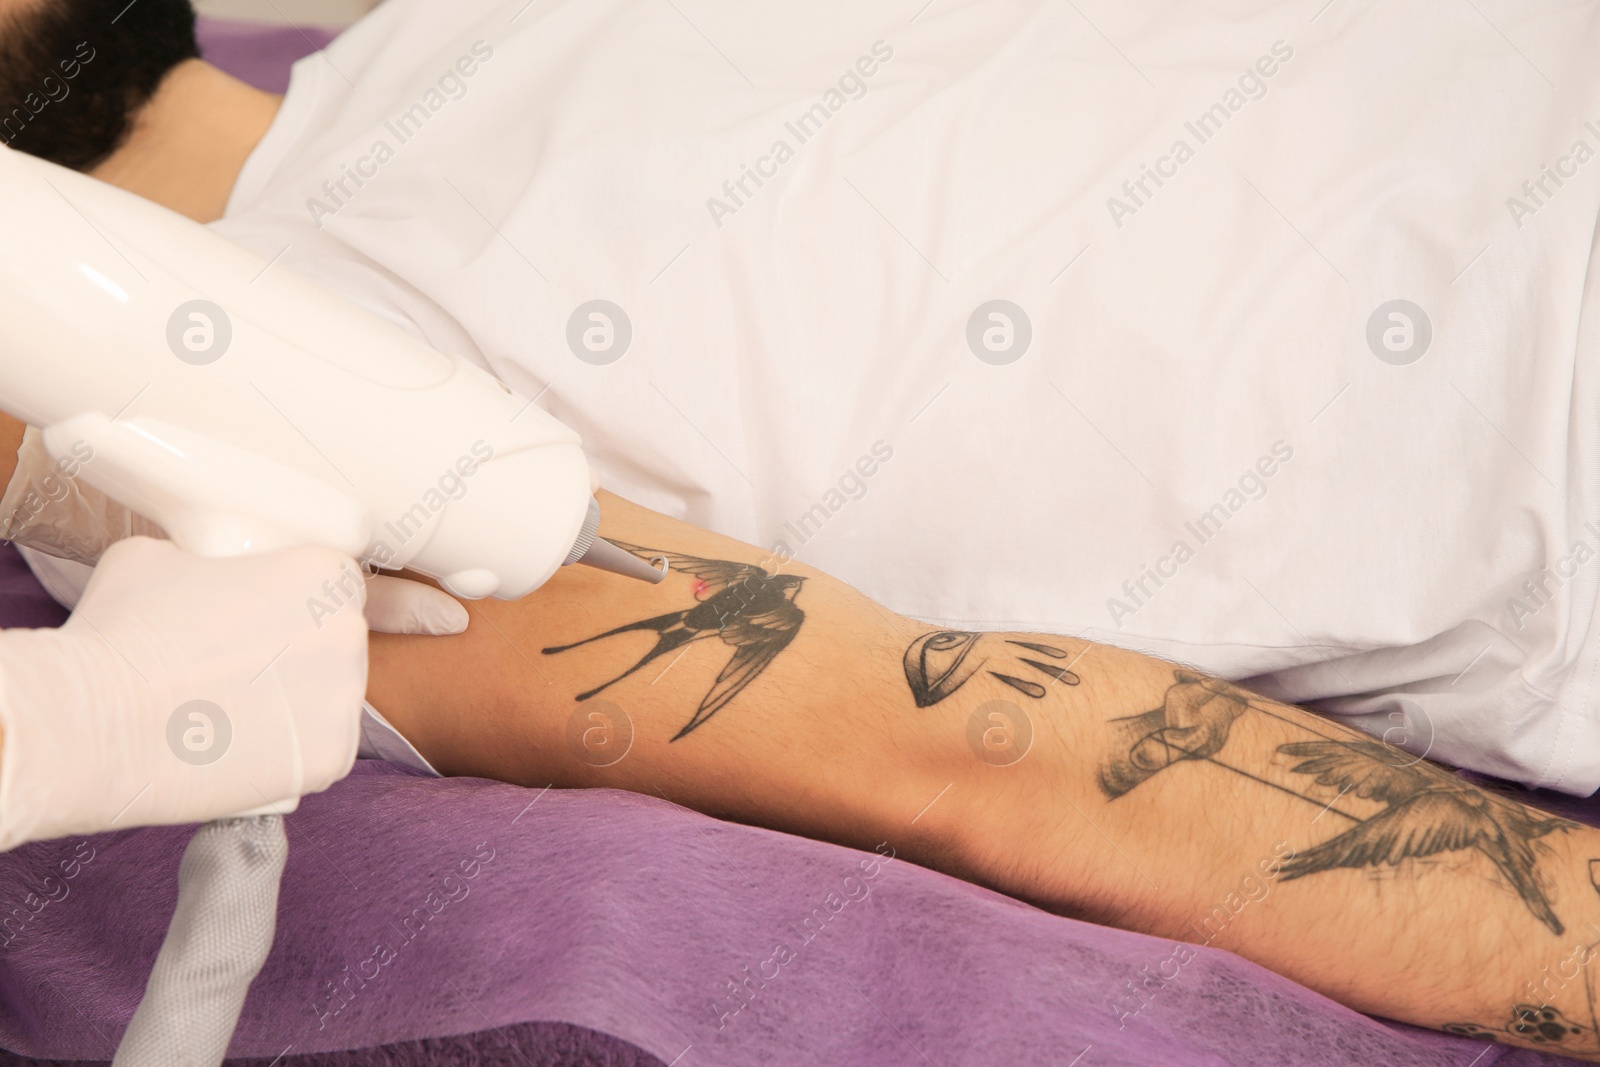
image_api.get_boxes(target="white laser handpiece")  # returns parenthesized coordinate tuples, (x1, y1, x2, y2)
(0, 141, 662, 1065)
(0, 141, 661, 594)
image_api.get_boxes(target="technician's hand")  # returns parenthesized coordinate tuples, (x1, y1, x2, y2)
(364, 574, 468, 635)
(1, 423, 470, 637)
(0, 424, 165, 566)
(0, 537, 372, 850)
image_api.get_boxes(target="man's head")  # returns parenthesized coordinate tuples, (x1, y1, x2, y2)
(0, 0, 199, 171)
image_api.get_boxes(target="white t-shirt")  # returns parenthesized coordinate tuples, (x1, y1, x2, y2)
(210, 0, 1600, 793)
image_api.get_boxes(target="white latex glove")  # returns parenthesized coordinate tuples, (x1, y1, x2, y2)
(2, 421, 470, 636)
(363, 573, 468, 635)
(20, 547, 470, 637)
(0, 537, 373, 849)
(0, 424, 163, 566)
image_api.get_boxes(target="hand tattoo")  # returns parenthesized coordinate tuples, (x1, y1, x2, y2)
(903, 630, 1078, 706)
(543, 541, 805, 740)
(1101, 670, 1580, 935)
(1100, 670, 1250, 796)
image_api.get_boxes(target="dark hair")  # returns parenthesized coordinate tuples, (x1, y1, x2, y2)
(0, 0, 200, 171)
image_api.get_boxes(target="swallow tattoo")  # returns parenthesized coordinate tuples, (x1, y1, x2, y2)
(542, 541, 806, 741)
(1277, 739, 1580, 934)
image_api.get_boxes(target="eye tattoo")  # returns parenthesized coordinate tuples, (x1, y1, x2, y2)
(902, 630, 1078, 707)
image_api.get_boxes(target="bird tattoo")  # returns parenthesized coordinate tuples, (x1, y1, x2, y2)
(542, 541, 806, 741)
(1277, 739, 1580, 934)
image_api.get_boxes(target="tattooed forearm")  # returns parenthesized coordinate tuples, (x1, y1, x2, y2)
(542, 540, 806, 740)
(902, 630, 1079, 706)
(1101, 670, 1581, 935)
(377, 487, 1600, 1060)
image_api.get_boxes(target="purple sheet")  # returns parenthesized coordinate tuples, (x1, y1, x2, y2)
(195, 18, 338, 95)
(0, 529, 1586, 1067)
(0, 745, 1582, 1067)
(0, 1020, 659, 1066)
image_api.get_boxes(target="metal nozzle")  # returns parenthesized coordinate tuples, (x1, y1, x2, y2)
(578, 536, 670, 583)
(564, 498, 669, 584)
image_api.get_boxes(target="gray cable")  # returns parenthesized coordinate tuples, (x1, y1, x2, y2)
(112, 814, 288, 1067)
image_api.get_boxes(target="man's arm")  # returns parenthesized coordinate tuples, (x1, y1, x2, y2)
(369, 490, 1600, 1058)
(0, 411, 31, 763)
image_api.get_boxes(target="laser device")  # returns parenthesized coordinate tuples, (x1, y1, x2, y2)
(0, 141, 663, 1065)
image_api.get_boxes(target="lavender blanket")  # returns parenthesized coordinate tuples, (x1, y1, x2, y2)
(0, 758, 1584, 1067)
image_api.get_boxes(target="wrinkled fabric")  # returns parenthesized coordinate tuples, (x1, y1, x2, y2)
(0, 756, 1586, 1067)
(209, 0, 1600, 793)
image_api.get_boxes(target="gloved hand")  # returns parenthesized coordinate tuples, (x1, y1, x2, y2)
(1, 423, 470, 635)
(363, 573, 469, 635)
(0, 537, 376, 849)
(0, 424, 163, 565)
